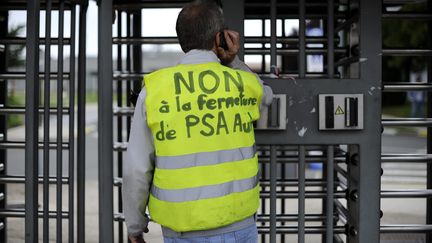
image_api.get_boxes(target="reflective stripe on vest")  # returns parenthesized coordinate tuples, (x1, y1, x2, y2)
(151, 173, 259, 202)
(155, 144, 256, 169)
(144, 62, 263, 232)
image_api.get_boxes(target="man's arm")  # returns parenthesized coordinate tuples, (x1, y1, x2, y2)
(218, 30, 274, 107)
(123, 89, 154, 238)
(227, 55, 274, 107)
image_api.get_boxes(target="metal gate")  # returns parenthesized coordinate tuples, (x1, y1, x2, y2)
(99, 0, 431, 242)
(0, 0, 431, 242)
(0, 0, 88, 242)
(100, 0, 383, 242)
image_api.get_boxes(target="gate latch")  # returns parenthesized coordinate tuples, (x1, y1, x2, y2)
(318, 94, 364, 130)
(256, 94, 287, 130)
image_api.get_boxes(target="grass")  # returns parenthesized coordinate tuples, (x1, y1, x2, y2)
(382, 103, 426, 118)
(6, 95, 24, 128)
(382, 103, 426, 136)
(8, 91, 99, 105)
(6, 91, 87, 129)
(382, 104, 410, 117)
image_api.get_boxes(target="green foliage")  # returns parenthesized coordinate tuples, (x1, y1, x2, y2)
(383, 3, 428, 72)
(382, 104, 411, 117)
(5, 25, 26, 128)
(6, 94, 24, 128)
(7, 25, 26, 68)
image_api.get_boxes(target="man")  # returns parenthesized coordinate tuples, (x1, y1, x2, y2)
(407, 75, 425, 118)
(123, 1, 273, 242)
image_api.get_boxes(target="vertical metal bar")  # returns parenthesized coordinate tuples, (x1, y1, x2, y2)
(354, 0, 382, 242)
(270, 145, 277, 243)
(126, 13, 132, 136)
(221, 0, 245, 59)
(325, 14, 338, 231)
(280, 161, 285, 243)
(280, 20, 287, 243)
(299, 0, 306, 78)
(68, 5, 76, 243)
(261, 19, 266, 74)
(322, 163, 328, 243)
(132, 11, 142, 93)
(327, 0, 334, 78)
(0, 9, 7, 243)
(260, 148, 266, 243)
(77, 2, 88, 243)
(116, 10, 124, 243)
(326, 146, 334, 242)
(56, 2, 65, 242)
(125, 11, 140, 241)
(25, 1, 40, 242)
(298, 145, 305, 243)
(270, 0, 277, 73)
(280, 18, 286, 75)
(98, 0, 114, 242)
(427, 0, 432, 241)
(43, 1, 52, 242)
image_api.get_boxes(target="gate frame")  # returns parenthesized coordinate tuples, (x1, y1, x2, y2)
(98, 0, 115, 242)
(98, 1, 382, 242)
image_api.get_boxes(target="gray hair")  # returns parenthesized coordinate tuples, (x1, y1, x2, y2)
(176, 1, 224, 53)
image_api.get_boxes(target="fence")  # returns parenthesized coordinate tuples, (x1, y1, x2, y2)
(0, 0, 430, 242)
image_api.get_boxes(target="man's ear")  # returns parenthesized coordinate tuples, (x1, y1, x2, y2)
(211, 33, 220, 53)
(215, 32, 221, 47)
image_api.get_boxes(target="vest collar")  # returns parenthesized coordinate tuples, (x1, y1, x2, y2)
(179, 49, 220, 65)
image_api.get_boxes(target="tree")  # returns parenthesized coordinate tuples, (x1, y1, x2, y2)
(7, 25, 25, 68)
(383, 3, 428, 72)
(6, 24, 26, 128)
(382, 3, 428, 106)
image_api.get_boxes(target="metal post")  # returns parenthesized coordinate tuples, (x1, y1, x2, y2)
(280, 159, 286, 243)
(116, 9, 124, 243)
(98, 0, 114, 242)
(68, 5, 76, 243)
(261, 19, 266, 73)
(132, 11, 142, 93)
(43, 1, 52, 242)
(25, 1, 40, 242)
(0, 9, 7, 243)
(270, 0, 277, 73)
(56, 2, 65, 242)
(298, 0, 306, 78)
(126, 13, 132, 135)
(327, 0, 334, 78)
(298, 146, 305, 243)
(427, 0, 432, 241)
(355, 0, 382, 242)
(77, 2, 88, 242)
(221, 0, 245, 59)
(326, 146, 334, 242)
(270, 145, 277, 243)
(259, 146, 267, 243)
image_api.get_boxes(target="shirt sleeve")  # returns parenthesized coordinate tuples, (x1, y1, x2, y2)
(122, 88, 155, 237)
(227, 56, 274, 107)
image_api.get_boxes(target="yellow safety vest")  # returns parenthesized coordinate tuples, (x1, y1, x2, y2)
(144, 62, 263, 232)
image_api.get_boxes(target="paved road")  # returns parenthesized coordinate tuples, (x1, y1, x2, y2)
(3, 110, 429, 242)
(382, 134, 426, 154)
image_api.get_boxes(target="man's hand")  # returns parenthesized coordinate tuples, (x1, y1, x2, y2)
(216, 30, 240, 65)
(129, 234, 145, 243)
(128, 228, 149, 243)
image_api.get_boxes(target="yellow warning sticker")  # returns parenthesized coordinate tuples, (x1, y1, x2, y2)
(335, 106, 344, 115)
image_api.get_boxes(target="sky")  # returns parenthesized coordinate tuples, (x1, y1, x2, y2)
(7, 2, 299, 58)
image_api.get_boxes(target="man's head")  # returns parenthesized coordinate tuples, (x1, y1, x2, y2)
(176, 1, 224, 53)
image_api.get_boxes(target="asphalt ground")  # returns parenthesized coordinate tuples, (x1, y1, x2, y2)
(3, 107, 429, 242)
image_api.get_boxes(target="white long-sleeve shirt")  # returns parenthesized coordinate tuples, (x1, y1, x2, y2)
(123, 49, 273, 238)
